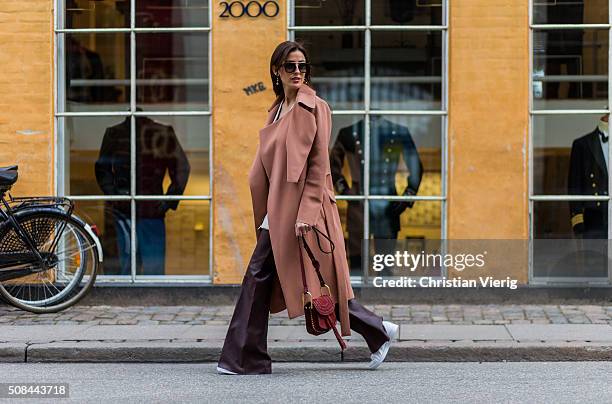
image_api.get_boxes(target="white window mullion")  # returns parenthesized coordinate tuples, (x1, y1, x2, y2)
(606, 0, 612, 285)
(129, 0, 137, 283)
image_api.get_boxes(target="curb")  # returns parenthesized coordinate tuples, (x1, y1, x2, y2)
(0, 343, 26, 362)
(7, 341, 612, 363)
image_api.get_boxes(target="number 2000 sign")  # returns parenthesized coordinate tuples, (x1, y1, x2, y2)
(219, 1, 280, 18)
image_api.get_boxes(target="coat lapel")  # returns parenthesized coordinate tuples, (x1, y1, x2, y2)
(260, 85, 318, 183)
(257, 105, 280, 177)
(285, 85, 317, 182)
(586, 128, 608, 178)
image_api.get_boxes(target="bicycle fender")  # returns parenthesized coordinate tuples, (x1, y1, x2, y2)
(8, 207, 105, 263)
(70, 214, 104, 263)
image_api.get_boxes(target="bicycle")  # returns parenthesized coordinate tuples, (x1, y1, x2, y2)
(0, 165, 103, 313)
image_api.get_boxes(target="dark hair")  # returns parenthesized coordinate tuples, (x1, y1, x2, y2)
(269, 40, 313, 99)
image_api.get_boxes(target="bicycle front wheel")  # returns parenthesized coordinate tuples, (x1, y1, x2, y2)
(0, 209, 99, 313)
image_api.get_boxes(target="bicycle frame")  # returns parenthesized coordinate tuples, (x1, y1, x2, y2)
(0, 192, 75, 282)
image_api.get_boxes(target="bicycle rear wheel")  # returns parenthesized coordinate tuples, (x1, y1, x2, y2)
(0, 209, 99, 313)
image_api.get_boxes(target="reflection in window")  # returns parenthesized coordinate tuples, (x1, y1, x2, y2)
(67, 116, 209, 196)
(65, 0, 129, 29)
(293, 0, 364, 26)
(136, 0, 209, 28)
(567, 116, 609, 239)
(294, 31, 365, 110)
(367, 201, 441, 278)
(330, 115, 364, 276)
(335, 198, 364, 277)
(74, 200, 130, 276)
(330, 116, 365, 196)
(331, 115, 442, 276)
(533, 29, 608, 109)
(530, 1, 610, 281)
(330, 115, 441, 196)
(94, 116, 193, 198)
(136, 33, 209, 111)
(336, 200, 443, 277)
(533, 201, 608, 278)
(369, 116, 441, 196)
(61, 1, 211, 279)
(371, 31, 442, 110)
(533, 114, 609, 196)
(299, 2, 447, 279)
(68, 116, 127, 195)
(76, 200, 210, 276)
(136, 201, 210, 275)
(369, 116, 424, 197)
(65, 34, 129, 111)
(64, 32, 210, 112)
(371, 0, 443, 26)
(533, 0, 607, 25)
(164, 201, 210, 275)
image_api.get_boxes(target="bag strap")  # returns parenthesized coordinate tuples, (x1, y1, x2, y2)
(312, 225, 335, 254)
(298, 226, 347, 354)
(298, 225, 335, 292)
(299, 235, 324, 290)
(298, 238, 309, 292)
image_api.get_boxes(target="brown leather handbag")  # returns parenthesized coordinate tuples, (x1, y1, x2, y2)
(298, 226, 347, 352)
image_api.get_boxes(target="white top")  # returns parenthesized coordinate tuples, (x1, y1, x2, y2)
(258, 100, 284, 230)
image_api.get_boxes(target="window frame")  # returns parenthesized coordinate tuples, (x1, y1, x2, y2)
(288, 0, 449, 284)
(528, 0, 612, 285)
(53, 0, 214, 284)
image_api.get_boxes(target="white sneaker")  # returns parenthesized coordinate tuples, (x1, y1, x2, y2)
(368, 321, 398, 370)
(216, 365, 238, 375)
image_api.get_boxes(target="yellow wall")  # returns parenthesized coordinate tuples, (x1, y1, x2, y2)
(0, 0, 54, 195)
(447, 1, 529, 283)
(0, 1, 533, 284)
(212, 1, 287, 283)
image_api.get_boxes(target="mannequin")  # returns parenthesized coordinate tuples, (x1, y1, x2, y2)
(330, 117, 423, 275)
(95, 116, 191, 275)
(567, 114, 609, 239)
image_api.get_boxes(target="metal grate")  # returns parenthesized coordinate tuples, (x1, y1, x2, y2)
(0, 216, 56, 253)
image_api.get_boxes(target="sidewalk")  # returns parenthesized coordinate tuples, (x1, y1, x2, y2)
(1, 304, 611, 363)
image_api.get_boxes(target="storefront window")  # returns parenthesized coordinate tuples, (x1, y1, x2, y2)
(371, 1, 442, 26)
(293, 0, 365, 26)
(533, 29, 608, 110)
(291, 1, 447, 279)
(371, 31, 442, 111)
(136, 32, 209, 111)
(294, 31, 365, 111)
(57, 0, 211, 281)
(533, 0, 608, 25)
(64, 33, 130, 111)
(530, 1, 611, 282)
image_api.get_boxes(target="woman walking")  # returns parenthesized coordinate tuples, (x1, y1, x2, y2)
(217, 41, 398, 375)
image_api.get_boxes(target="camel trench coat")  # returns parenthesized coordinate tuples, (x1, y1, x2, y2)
(248, 84, 355, 336)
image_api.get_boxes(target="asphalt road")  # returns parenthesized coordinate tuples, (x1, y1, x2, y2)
(0, 362, 610, 403)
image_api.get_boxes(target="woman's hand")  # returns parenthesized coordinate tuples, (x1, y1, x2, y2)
(295, 222, 312, 237)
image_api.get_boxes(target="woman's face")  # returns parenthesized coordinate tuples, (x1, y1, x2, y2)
(275, 50, 307, 92)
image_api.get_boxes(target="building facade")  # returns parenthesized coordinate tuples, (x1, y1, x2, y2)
(1, 0, 610, 287)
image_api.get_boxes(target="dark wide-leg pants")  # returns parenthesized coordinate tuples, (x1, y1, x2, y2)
(217, 229, 390, 375)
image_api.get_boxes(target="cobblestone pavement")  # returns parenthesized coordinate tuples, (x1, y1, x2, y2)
(1, 304, 611, 326)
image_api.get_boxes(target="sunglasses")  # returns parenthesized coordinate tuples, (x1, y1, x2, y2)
(282, 62, 310, 74)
